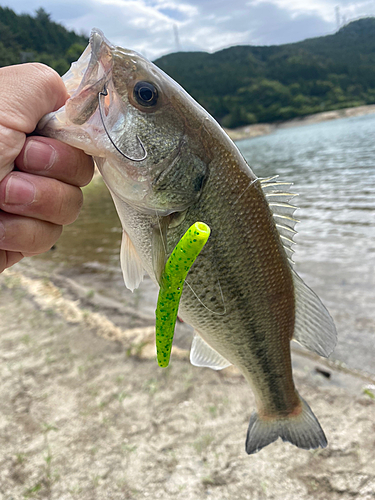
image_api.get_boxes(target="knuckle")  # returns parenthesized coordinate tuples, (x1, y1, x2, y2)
(0, 251, 6, 273)
(61, 185, 83, 225)
(67, 150, 94, 187)
(34, 220, 62, 253)
(78, 154, 95, 187)
(31, 63, 61, 88)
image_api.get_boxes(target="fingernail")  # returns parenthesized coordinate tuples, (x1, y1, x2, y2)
(5, 175, 36, 205)
(24, 140, 56, 171)
(0, 220, 4, 241)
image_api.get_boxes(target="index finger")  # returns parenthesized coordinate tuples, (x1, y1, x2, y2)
(0, 63, 68, 179)
(0, 63, 68, 133)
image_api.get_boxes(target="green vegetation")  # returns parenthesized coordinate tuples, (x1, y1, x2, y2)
(1, 6, 375, 127)
(155, 18, 375, 127)
(0, 6, 87, 75)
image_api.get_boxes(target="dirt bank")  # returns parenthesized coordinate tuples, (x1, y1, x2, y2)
(225, 104, 375, 141)
(0, 262, 374, 499)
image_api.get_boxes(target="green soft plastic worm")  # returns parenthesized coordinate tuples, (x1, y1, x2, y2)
(155, 222, 211, 367)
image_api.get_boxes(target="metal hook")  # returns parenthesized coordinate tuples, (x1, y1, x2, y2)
(98, 84, 147, 162)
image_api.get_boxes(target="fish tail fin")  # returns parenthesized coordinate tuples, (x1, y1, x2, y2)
(245, 394, 327, 455)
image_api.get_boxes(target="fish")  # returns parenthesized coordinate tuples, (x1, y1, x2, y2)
(38, 29, 337, 454)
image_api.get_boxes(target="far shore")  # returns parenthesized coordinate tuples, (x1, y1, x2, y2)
(225, 104, 375, 141)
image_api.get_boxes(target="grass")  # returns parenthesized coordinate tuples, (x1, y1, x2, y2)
(208, 405, 218, 418)
(143, 377, 159, 395)
(363, 387, 375, 399)
(117, 391, 129, 403)
(24, 482, 42, 497)
(193, 433, 215, 454)
(20, 334, 32, 346)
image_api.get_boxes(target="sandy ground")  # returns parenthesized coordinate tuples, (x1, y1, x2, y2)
(225, 104, 375, 141)
(0, 261, 374, 500)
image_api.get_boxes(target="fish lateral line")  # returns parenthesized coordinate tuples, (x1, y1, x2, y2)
(155, 222, 211, 368)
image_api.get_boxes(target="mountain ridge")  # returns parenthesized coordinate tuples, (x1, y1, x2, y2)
(155, 18, 375, 126)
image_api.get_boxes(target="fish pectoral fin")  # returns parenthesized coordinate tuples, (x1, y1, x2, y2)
(190, 333, 231, 370)
(120, 230, 144, 292)
(246, 393, 327, 455)
(292, 270, 337, 357)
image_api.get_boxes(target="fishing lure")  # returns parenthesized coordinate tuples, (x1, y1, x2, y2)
(155, 222, 211, 367)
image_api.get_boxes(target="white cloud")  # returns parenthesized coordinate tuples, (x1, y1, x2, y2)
(248, 0, 335, 22)
(3, 0, 375, 59)
(248, 0, 375, 24)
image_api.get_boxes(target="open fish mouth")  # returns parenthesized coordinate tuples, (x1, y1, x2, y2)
(63, 29, 113, 100)
(37, 29, 120, 157)
(38, 28, 158, 163)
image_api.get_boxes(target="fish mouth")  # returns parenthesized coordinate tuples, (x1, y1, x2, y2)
(39, 29, 112, 128)
(64, 29, 113, 97)
(37, 29, 117, 154)
(37, 28, 149, 162)
(63, 29, 114, 125)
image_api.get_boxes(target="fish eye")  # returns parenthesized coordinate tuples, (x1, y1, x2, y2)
(134, 81, 158, 107)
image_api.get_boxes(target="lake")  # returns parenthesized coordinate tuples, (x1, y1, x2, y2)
(33, 113, 375, 375)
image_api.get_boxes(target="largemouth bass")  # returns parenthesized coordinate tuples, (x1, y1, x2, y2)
(38, 29, 337, 454)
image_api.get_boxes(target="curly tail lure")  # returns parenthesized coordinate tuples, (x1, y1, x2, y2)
(155, 222, 211, 367)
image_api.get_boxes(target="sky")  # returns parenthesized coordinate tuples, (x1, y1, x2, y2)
(2, 0, 375, 59)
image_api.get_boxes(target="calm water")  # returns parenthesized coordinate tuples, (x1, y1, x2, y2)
(34, 113, 375, 374)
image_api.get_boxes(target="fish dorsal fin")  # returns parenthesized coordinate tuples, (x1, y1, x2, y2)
(120, 231, 144, 292)
(190, 333, 232, 370)
(260, 177, 337, 357)
(260, 176, 299, 265)
(292, 270, 337, 357)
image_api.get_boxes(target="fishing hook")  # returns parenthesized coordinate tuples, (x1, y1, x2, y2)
(98, 84, 147, 162)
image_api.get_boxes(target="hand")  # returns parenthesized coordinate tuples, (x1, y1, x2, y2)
(0, 63, 94, 273)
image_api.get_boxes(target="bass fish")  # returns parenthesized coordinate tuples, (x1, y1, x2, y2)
(38, 29, 337, 454)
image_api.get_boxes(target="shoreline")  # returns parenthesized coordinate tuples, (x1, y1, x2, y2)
(225, 104, 375, 141)
(3, 263, 375, 387)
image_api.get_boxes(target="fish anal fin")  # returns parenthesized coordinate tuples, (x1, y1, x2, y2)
(292, 270, 337, 357)
(120, 231, 144, 292)
(190, 333, 231, 371)
(246, 394, 327, 454)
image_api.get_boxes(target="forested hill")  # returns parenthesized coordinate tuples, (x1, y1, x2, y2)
(155, 18, 375, 127)
(1, 8, 375, 127)
(0, 6, 88, 75)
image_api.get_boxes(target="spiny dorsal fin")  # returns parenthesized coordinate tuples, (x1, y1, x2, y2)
(261, 177, 337, 358)
(260, 176, 299, 265)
